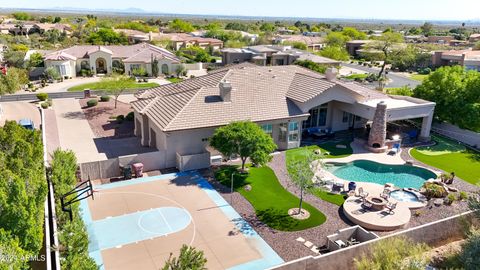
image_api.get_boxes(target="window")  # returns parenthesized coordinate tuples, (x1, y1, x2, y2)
(355, 115, 362, 121)
(130, 64, 141, 71)
(342, 112, 349, 123)
(288, 122, 299, 142)
(278, 123, 287, 142)
(261, 124, 273, 136)
(304, 104, 328, 128)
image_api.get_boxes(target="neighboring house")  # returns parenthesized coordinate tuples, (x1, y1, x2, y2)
(0, 21, 71, 36)
(273, 35, 326, 51)
(222, 45, 340, 66)
(114, 29, 151, 44)
(346, 40, 373, 57)
(404, 35, 425, 43)
(152, 33, 224, 51)
(432, 49, 480, 71)
(43, 43, 181, 78)
(469, 33, 480, 43)
(132, 64, 435, 170)
(426, 36, 454, 44)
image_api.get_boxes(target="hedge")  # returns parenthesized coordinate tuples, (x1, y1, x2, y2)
(50, 150, 97, 270)
(86, 99, 98, 107)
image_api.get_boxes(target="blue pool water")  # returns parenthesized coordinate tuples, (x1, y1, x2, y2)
(390, 190, 419, 202)
(326, 160, 436, 189)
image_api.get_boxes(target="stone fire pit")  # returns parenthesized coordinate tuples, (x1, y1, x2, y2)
(365, 196, 388, 211)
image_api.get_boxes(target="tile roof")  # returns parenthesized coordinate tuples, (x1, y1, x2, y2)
(286, 73, 336, 103)
(134, 65, 393, 132)
(44, 43, 179, 63)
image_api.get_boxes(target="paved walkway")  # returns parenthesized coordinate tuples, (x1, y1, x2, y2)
(53, 98, 107, 163)
(324, 140, 405, 165)
(44, 108, 60, 160)
(341, 63, 421, 89)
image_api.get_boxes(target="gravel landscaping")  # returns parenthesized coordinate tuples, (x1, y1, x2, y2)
(79, 98, 134, 138)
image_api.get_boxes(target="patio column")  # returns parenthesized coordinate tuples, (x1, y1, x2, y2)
(141, 114, 150, 146)
(419, 111, 434, 142)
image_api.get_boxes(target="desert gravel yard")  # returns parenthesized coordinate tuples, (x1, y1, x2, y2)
(79, 98, 135, 139)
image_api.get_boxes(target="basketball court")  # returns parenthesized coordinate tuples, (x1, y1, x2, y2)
(79, 172, 283, 270)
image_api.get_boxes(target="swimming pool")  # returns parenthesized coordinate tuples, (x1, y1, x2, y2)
(325, 160, 437, 189)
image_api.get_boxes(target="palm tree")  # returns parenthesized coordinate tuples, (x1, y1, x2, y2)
(161, 245, 207, 270)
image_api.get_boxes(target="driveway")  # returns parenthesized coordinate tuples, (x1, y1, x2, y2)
(0, 101, 41, 128)
(341, 63, 421, 89)
(18, 77, 101, 94)
(53, 98, 107, 163)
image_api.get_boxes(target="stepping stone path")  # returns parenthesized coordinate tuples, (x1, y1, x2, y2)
(304, 241, 313, 248)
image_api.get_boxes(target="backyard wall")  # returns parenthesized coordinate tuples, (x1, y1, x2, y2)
(79, 150, 166, 180)
(432, 122, 480, 149)
(269, 211, 477, 270)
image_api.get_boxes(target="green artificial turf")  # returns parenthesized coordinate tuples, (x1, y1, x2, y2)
(345, 73, 369, 80)
(285, 141, 352, 205)
(411, 136, 480, 186)
(410, 74, 429, 82)
(215, 165, 326, 231)
(68, 81, 159, 91)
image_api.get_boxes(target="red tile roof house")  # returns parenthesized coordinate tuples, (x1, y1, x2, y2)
(43, 43, 181, 78)
(432, 49, 480, 71)
(132, 64, 435, 171)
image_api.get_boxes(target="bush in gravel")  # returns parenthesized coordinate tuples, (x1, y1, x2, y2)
(100, 95, 110, 102)
(125, 112, 134, 121)
(86, 99, 98, 107)
(116, 115, 125, 123)
(36, 92, 48, 101)
(41, 102, 49, 109)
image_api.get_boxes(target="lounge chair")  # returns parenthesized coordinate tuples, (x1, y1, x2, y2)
(357, 187, 369, 199)
(386, 202, 397, 214)
(389, 143, 401, 155)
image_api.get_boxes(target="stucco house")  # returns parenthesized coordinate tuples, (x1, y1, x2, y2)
(43, 43, 181, 78)
(132, 64, 435, 171)
(432, 49, 480, 71)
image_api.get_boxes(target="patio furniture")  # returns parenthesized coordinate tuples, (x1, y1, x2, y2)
(357, 187, 369, 199)
(380, 188, 390, 200)
(332, 181, 344, 193)
(389, 143, 400, 155)
(334, 239, 346, 248)
(386, 202, 397, 214)
(362, 201, 373, 209)
(348, 182, 357, 192)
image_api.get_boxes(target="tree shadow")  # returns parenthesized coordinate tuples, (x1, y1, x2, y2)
(256, 208, 300, 231)
(61, 111, 85, 119)
(214, 165, 250, 190)
(466, 150, 480, 162)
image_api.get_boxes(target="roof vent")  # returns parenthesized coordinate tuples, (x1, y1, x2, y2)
(219, 81, 232, 102)
(325, 67, 338, 82)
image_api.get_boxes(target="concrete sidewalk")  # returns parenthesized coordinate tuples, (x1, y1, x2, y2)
(53, 98, 107, 163)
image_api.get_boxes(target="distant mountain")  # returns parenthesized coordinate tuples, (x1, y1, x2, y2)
(48, 6, 146, 13)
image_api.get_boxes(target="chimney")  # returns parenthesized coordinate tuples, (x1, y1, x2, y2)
(219, 81, 232, 102)
(148, 31, 153, 41)
(325, 67, 338, 82)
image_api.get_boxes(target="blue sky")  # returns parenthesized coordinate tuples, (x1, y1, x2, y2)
(1, 0, 479, 21)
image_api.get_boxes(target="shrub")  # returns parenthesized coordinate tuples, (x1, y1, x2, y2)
(445, 193, 456, 205)
(41, 102, 49, 109)
(125, 112, 134, 121)
(459, 227, 480, 269)
(86, 99, 98, 107)
(458, 191, 468, 201)
(116, 115, 125, 122)
(100, 95, 110, 102)
(47, 99, 53, 107)
(418, 67, 431, 75)
(422, 182, 448, 198)
(36, 93, 48, 101)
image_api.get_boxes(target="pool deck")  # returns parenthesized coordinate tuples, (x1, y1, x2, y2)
(324, 141, 406, 165)
(342, 195, 411, 231)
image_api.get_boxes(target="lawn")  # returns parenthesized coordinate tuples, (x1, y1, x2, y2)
(410, 74, 429, 82)
(68, 81, 159, 91)
(166, 77, 184, 83)
(344, 73, 369, 80)
(215, 165, 326, 231)
(411, 136, 480, 186)
(285, 141, 352, 205)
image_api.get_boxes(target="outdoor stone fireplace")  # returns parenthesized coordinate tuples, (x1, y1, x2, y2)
(366, 101, 389, 153)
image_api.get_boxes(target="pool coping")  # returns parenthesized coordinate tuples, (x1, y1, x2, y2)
(79, 171, 284, 270)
